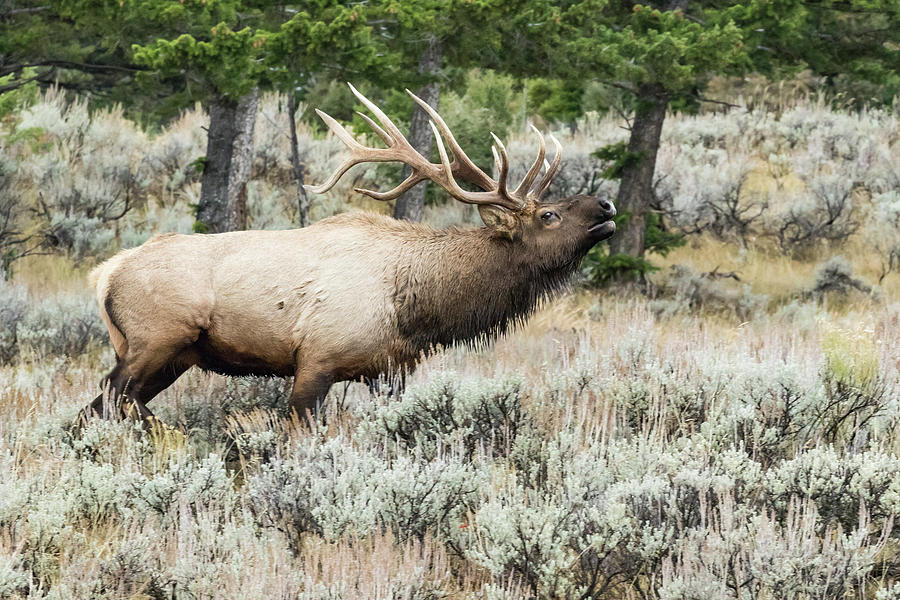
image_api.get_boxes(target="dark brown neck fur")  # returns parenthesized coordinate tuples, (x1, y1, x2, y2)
(391, 225, 584, 354)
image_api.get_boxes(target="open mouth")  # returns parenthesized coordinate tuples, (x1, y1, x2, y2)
(588, 220, 616, 240)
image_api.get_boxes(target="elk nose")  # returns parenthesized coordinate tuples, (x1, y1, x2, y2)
(599, 198, 616, 218)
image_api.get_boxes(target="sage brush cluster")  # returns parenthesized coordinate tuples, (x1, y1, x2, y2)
(7, 89, 151, 260)
(652, 102, 898, 256)
(0, 280, 105, 362)
(1, 296, 897, 598)
(650, 264, 769, 321)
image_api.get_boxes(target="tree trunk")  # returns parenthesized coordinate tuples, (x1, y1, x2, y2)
(196, 88, 259, 233)
(609, 84, 668, 258)
(288, 90, 310, 227)
(393, 38, 442, 222)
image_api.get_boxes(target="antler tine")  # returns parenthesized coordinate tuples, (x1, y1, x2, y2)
(430, 121, 476, 202)
(513, 124, 547, 198)
(406, 89, 496, 191)
(355, 172, 428, 201)
(314, 108, 365, 152)
(347, 82, 407, 144)
(532, 134, 563, 202)
(431, 122, 520, 211)
(490, 132, 510, 199)
(491, 146, 503, 185)
(303, 109, 372, 194)
(304, 157, 357, 195)
(355, 111, 392, 146)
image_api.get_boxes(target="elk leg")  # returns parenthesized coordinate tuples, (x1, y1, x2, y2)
(122, 362, 190, 427)
(134, 362, 190, 406)
(122, 396, 155, 421)
(84, 365, 150, 422)
(85, 341, 191, 424)
(84, 360, 134, 421)
(289, 365, 333, 419)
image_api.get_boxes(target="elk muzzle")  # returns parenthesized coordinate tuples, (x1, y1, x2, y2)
(588, 198, 617, 241)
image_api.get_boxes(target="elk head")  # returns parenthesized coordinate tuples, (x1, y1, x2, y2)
(306, 83, 616, 260)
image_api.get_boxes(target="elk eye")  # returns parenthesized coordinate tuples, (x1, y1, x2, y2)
(541, 211, 560, 224)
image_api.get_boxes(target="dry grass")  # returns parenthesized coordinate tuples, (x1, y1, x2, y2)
(12, 255, 94, 295)
(655, 234, 900, 302)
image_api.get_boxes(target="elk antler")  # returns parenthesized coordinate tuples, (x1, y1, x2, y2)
(305, 83, 563, 212)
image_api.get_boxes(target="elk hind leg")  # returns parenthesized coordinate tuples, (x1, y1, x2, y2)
(84, 362, 154, 423)
(121, 340, 198, 420)
(84, 339, 192, 424)
(84, 359, 135, 421)
(132, 360, 191, 420)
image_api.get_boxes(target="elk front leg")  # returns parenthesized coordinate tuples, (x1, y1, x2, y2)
(289, 364, 333, 419)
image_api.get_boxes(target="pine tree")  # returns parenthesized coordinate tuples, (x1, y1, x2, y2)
(508, 0, 898, 281)
(3, 0, 376, 233)
(133, 1, 376, 232)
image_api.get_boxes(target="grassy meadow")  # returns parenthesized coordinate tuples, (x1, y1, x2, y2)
(0, 86, 899, 598)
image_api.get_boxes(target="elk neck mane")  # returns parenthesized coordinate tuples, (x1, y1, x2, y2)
(340, 212, 582, 353)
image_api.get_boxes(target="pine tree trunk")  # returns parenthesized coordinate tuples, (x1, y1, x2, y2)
(196, 88, 259, 233)
(288, 90, 310, 228)
(393, 39, 442, 222)
(609, 84, 668, 258)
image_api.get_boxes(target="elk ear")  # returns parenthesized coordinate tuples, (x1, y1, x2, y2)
(478, 205, 521, 240)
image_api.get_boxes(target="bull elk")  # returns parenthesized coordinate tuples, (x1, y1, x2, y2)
(84, 83, 616, 422)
